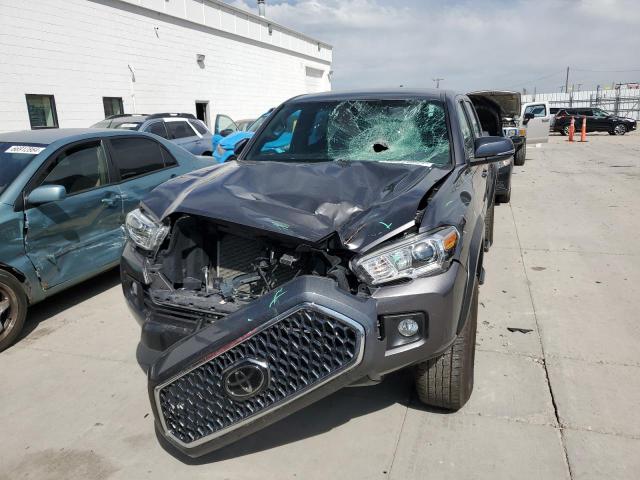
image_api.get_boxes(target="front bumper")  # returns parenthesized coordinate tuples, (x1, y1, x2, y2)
(121, 243, 467, 457)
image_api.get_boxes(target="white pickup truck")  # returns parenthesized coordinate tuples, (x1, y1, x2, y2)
(521, 101, 551, 144)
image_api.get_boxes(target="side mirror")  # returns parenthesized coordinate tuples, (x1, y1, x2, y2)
(27, 185, 67, 206)
(220, 129, 234, 137)
(471, 137, 514, 164)
(234, 137, 250, 156)
(522, 112, 535, 125)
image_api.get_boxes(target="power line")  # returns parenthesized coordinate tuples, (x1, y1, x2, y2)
(572, 67, 640, 73)
(504, 70, 565, 89)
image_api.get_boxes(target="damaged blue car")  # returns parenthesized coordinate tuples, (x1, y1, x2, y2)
(0, 128, 211, 351)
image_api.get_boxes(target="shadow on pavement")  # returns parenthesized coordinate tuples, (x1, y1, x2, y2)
(17, 267, 121, 342)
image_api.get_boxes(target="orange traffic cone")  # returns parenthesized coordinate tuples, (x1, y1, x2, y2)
(568, 116, 575, 142)
(579, 115, 587, 142)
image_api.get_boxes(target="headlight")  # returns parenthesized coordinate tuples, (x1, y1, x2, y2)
(519, 128, 526, 137)
(504, 128, 517, 137)
(353, 226, 459, 285)
(125, 208, 169, 251)
(216, 143, 225, 155)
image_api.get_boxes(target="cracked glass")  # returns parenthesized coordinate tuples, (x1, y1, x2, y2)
(247, 99, 450, 165)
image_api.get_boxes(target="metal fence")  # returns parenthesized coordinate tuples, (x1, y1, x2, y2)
(522, 87, 640, 120)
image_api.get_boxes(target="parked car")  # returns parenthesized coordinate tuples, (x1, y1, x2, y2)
(553, 107, 637, 136)
(92, 113, 221, 155)
(213, 111, 271, 163)
(0, 128, 212, 351)
(120, 89, 513, 457)
(469, 90, 525, 203)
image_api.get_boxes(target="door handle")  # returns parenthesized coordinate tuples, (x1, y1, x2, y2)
(542, 118, 550, 123)
(101, 194, 122, 207)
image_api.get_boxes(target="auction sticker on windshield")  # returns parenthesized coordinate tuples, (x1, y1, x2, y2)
(5, 145, 46, 154)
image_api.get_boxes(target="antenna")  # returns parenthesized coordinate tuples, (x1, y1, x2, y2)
(432, 78, 444, 88)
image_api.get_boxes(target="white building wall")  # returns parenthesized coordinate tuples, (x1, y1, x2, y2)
(0, 0, 333, 132)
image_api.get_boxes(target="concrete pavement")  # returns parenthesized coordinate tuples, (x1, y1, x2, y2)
(1, 133, 639, 479)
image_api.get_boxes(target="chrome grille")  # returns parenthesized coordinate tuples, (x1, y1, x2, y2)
(155, 304, 363, 447)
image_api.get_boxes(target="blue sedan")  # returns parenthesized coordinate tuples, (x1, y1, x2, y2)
(0, 128, 212, 351)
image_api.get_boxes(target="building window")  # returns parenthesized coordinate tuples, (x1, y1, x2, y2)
(25, 94, 58, 129)
(103, 97, 124, 117)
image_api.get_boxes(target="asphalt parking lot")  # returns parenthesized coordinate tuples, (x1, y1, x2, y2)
(2, 132, 639, 480)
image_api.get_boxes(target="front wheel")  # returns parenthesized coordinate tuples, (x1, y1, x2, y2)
(0, 271, 28, 352)
(612, 124, 627, 136)
(562, 125, 570, 136)
(514, 142, 526, 166)
(414, 278, 478, 410)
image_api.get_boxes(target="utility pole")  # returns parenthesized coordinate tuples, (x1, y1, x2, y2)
(565, 66, 570, 94)
(432, 78, 444, 88)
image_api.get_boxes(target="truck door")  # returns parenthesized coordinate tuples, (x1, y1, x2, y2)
(522, 102, 551, 143)
(24, 140, 124, 289)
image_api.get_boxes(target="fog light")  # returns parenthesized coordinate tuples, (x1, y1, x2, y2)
(398, 318, 419, 337)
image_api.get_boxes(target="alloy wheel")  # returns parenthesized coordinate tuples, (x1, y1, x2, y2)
(614, 124, 626, 135)
(0, 285, 17, 338)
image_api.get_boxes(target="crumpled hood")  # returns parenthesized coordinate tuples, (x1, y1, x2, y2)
(142, 160, 452, 252)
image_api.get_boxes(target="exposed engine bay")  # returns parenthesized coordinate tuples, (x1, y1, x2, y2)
(146, 215, 361, 318)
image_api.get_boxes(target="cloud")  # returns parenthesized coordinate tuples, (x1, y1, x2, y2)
(227, 0, 640, 93)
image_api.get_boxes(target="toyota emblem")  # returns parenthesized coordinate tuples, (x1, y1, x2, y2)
(222, 358, 270, 401)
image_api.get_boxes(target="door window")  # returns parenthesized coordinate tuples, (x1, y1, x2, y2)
(524, 104, 547, 117)
(25, 94, 59, 129)
(215, 115, 238, 135)
(165, 120, 196, 139)
(188, 119, 209, 135)
(463, 101, 482, 137)
(456, 102, 474, 158)
(40, 141, 109, 195)
(593, 109, 608, 118)
(103, 97, 124, 117)
(109, 137, 172, 180)
(146, 121, 169, 138)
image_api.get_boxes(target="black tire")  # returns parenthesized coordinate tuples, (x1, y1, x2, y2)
(612, 124, 627, 136)
(561, 125, 570, 136)
(414, 277, 478, 411)
(201, 151, 213, 156)
(0, 271, 28, 352)
(496, 189, 511, 204)
(514, 142, 526, 166)
(484, 202, 494, 252)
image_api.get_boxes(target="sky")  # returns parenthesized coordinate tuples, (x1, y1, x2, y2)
(226, 0, 640, 94)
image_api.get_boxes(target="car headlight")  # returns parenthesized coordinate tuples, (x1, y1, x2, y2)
(503, 128, 517, 137)
(519, 128, 526, 137)
(353, 227, 459, 285)
(216, 143, 226, 155)
(125, 208, 169, 251)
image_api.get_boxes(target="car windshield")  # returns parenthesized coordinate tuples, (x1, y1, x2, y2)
(244, 99, 450, 165)
(248, 114, 269, 133)
(0, 142, 47, 195)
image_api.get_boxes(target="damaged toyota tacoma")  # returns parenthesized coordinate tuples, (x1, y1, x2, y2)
(120, 89, 514, 457)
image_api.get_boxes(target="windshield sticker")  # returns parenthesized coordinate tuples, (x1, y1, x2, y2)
(269, 287, 286, 308)
(379, 221, 393, 230)
(5, 145, 45, 155)
(117, 123, 140, 129)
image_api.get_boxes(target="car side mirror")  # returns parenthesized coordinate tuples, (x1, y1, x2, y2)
(522, 112, 535, 125)
(27, 185, 67, 206)
(220, 129, 234, 137)
(471, 137, 514, 164)
(234, 137, 250, 156)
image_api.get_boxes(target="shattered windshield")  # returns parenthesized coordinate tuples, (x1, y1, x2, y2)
(244, 99, 450, 165)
